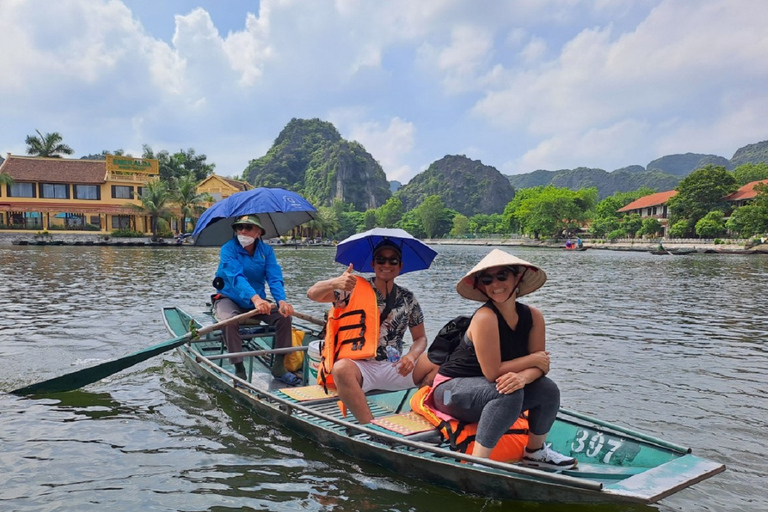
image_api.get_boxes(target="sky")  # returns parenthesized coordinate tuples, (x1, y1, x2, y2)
(2, 0, 768, 184)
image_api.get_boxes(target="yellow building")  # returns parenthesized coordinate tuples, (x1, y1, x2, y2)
(196, 173, 252, 206)
(0, 154, 159, 234)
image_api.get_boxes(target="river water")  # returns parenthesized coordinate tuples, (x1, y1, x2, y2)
(0, 244, 765, 512)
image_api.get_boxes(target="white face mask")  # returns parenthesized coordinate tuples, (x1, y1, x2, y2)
(237, 234, 256, 248)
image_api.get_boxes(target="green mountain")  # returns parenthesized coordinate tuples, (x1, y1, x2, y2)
(646, 153, 730, 174)
(730, 140, 768, 167)
(505, 140, 768, 199)
(243, 118, 390, 211)
(396, 155, 515, 216)
(550, 167, 682, 198)
(507, 166, 682, 199)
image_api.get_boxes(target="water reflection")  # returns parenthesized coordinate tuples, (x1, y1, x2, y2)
(1, 245, 765, 511)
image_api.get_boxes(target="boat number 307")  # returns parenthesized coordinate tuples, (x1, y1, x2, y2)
(570, 429, 625, 464)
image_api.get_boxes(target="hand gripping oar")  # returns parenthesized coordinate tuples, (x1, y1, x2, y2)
(11, 308, 262, 396)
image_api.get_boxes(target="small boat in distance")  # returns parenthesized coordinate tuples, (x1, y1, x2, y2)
(161, 306, 725, 505)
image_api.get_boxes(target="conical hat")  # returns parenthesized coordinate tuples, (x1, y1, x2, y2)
(456, 249, 547, 301)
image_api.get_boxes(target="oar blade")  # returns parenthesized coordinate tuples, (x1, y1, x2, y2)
(11, 334, 189, 395)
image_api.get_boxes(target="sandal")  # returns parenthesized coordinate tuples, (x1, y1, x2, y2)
(277, 371, 302, 387)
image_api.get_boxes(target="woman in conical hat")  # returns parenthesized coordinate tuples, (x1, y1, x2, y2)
(431, 249, 577, 469)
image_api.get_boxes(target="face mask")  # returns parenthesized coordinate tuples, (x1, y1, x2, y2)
(237, 234, 256, 247)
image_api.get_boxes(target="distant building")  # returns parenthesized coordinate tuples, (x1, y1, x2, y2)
(196, 174, 252, 206)
(723, 179, 768, 207)
(0, 154, 159, 234)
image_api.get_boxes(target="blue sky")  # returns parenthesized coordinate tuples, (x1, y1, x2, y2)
(2, 0, 767, 183)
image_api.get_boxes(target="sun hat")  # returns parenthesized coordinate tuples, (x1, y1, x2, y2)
(456, 249, 547, 301)
(373, 239, 403, 259)
(231, 214, 265, 234)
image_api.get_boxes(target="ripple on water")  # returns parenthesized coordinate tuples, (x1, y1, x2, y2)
(1, 245, 766, 511)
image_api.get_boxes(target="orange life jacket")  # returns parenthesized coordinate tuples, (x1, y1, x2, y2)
(409, 385, 529, 463)
(318, 276, 380, 391)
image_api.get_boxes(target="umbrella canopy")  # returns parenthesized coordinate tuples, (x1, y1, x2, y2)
(192, 187, 318, 246)
(334, 228, 438, 275)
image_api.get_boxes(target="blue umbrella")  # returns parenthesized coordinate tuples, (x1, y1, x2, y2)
(192, 187, 318, 246)
(334, 228, 438, 275)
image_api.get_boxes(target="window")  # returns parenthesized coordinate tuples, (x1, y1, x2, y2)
(9, 183, 35, 198)
(112, 185, 133, 199)
(112, 215, 131, 229)
(74, 185, 100, 200)
(41, 183, 69, 199)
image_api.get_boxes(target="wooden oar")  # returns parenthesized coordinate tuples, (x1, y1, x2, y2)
(11, 308, 262, 396)
(292, 311, 325, 327)
(205, 345, 308, 361)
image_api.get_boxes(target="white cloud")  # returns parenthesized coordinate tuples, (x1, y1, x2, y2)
(1, 0, 767, 184)
(346, 117, 416, 182)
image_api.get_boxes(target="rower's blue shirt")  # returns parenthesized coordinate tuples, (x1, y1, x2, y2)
(214, 238, 287, 309)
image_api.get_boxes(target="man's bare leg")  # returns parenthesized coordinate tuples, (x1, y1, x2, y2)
(332, 359, 373, 423)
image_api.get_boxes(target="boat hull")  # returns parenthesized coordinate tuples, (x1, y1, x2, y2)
(163, 306, 725, 505)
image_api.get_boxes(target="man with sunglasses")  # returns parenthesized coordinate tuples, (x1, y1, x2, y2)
(307, 239, 433, 423)
(211, 214, 297, 385)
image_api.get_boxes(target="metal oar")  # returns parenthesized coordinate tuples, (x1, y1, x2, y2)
(11, 308, 262, 396)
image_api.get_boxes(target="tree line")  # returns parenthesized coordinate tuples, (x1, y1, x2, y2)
(6, 131, 768, 241)
(311, 163, 768, 241)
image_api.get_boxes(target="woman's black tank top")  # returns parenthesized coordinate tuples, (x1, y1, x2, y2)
(437, 301, 532, 378)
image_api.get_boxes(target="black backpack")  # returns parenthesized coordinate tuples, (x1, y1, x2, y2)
(427, 315, 472, 365)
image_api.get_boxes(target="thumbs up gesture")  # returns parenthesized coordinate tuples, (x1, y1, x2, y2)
(335, 263, 357, 291)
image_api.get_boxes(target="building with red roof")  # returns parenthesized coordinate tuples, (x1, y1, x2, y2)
(0, 154, 160, 234)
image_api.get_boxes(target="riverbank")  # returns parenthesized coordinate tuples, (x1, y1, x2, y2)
(423, 237, 768, 254)
(0, 232, 182, 247)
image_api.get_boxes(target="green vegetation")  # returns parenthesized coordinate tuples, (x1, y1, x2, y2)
(25, 130, 74, 158)
(396, 155, 514, 216)
(732, 162, 768, 185)
(9, 124, 768, 241)
(667, 165, 737, 237)
(127, 180, 173, 238)
(726, 182, 768, 237)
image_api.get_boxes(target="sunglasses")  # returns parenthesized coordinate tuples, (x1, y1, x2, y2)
(235, 225, 257, 232)
(374, 256, 401, 266)
(477, 266, 521, 286)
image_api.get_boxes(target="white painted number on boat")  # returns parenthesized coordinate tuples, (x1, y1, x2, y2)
(571, 430, 624, 464)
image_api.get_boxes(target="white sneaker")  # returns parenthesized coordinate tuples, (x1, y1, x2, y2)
(522, 444, 577, 470)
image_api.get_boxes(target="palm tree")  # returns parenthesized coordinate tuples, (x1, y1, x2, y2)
(25, 130, 74, 158)
(128, 179, 173, 238)
(0, 172, 13, 186)
(170, 173, 210, 234)
(305, 206, 339, 239)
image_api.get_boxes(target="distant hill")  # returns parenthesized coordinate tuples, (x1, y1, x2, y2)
(646, 153, 730, 175)
(505, 139, 768, 198)
(550, 167, 682, 198)
(507, 167, 681, 198)
(243, 118, 390, 211)
(730, 140, 768, 167)
(397, 155, 514, 215)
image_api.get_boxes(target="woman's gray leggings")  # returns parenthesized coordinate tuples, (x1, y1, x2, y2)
(432, 376, 560, 448)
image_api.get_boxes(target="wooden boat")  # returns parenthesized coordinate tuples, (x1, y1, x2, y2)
(161, 306, 725, 505)
(650, 249, 696, 255)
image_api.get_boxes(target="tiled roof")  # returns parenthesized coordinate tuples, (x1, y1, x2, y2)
(618, 190, 677, 212)
(0, 155, 106, 184)
(724, 179, 768, 201)
(219, 176, 252, 191)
